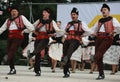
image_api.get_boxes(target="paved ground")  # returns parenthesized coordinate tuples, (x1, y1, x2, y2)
(0, 65, 120, 82)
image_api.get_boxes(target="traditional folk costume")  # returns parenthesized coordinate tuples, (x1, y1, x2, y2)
(22, 32, 35, 59)
(103, 34, 120, 65)
(33, 8, 64, 76)
(87, 36, 96, 62)
(70, 46, 82, 62)
(70, 36, 90, 62)
(92, 4, 120, 80)
(49, 36, 64, 61)
(61, 7, 92, 78)
(81, 36, 91, 61)
(0, 8, 34, 74)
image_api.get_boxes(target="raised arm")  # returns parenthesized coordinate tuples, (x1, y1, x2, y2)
(0, 19, 8, 34)
(21, 15, 35, 33)
(113, 18, 120, 34)
(82, 21, 93, 36)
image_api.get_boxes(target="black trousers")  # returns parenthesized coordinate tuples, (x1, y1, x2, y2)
(33, 39, 49, 73)
(7, 38, 23, 69)
(94, 37, 113, 76)
(63, 39, 80, 75)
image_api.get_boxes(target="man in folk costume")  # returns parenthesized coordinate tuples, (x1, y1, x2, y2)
(61, 7, 92, 78)
(92, 4, 120, 80)
(33, 7, 64, 76)
(0, 6, 35, 75)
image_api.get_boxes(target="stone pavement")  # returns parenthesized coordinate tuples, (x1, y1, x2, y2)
(0, 65, 120, 82)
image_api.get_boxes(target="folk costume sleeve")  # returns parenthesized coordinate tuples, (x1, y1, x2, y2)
(33, 19, 40, 27)
(0, 19, 8, 34)
(52, 20, 65, 37)
(21, 15, 35, 33)
(82, 21, 93, 36)
(112, 18, 120, 35)
(91, 22, 98, 34)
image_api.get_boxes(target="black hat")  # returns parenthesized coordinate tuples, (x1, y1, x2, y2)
(9, 6, 19, 12)
(101, 4, 110, 11)
(42, 7, 51, 14)
(71, 7, 79, 15)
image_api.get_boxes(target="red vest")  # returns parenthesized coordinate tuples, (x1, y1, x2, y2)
(97, 18, 114, 38)
(7, 15, 25, 39)
(65, 21, 84, 41)
(98, 19, 114, 33)
(35, 19, 55, 40)
(7, 15, 25, 29)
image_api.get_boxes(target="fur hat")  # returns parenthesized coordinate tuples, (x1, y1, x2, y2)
(9, 6, 19, 12)
(101, 4, 110, 11)
(71, 7, 79, 15)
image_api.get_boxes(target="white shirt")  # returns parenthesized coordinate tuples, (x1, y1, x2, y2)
(81, 21, 93, 36)
(0, 15, 34, 34)
(9, 21, 18, 30)
(69, 26, 74, 30)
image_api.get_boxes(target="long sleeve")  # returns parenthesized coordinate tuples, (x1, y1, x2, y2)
(21, 15, 35, 33)
(112, 18, 120, 34)
(28, 32, 34, 42)
(0, 19, 8, 34)
(82, 21, 93, 36)
(82, 36, 90, 46)
(91, 22, 98, 34)
(33, 19, 39, 27)
(52, 20, 65, 37)
(52, 20, 61, 31)
(49, 37, 54, 44)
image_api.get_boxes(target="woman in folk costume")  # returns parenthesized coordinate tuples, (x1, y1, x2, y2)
(87, 36, 97, 74)
(80, 36, 92, 71)
(92, 4, 120, 80)
(49, 21, 64, 72)
(70, 36, 89, 73)
(103, 34, 120, 75)
(22, 32, 36, 69)
(33, 7, 65, 76)
(61, 7, 93, 78)
(0, 6, 35, 75)
(70, 46, 82, 73)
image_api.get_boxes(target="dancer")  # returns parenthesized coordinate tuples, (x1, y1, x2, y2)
(92, 4, 120, 80)
(49, 21, 64, 72)
(61, 7, 92, 78)
(33, 7, 64, 76)
(0, 6, 35, 75)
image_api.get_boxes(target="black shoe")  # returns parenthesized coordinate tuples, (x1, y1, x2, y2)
(35, 71, 41, 76)
(63, 74, 70, 78)
(96, 75, 105, 80)
(7, 69, 16, 75)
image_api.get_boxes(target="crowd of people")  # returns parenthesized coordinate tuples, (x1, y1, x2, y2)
(0, 3, 120, 80)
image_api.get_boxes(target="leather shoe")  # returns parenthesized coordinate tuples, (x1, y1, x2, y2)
(63, 74, 70, 78)
(96, 75, 105, 80)
(7, 69, 16, 75)
(35, 71, 41, 76)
